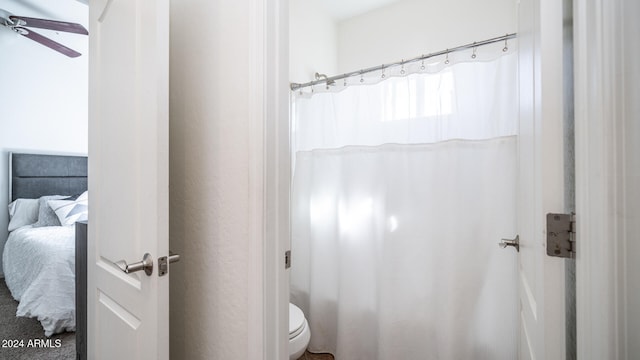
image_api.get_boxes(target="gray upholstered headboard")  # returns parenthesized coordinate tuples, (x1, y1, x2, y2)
(9, 152, 88, 201)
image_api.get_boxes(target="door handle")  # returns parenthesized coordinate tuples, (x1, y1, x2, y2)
(499, 235, 520, 252)
(115, 253, 153, 276)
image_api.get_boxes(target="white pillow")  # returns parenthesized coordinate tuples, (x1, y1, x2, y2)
(48, 195, 88, 226)
(7, 198, 40, 231)
(8, 201, 16, 218)
(32, 195, 69, 228)
(77, 191, 88, 201)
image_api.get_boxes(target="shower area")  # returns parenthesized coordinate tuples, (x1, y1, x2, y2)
(288, 2, 521, 359)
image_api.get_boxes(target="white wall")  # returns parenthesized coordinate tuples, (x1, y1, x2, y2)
(290, 0, 516, 86)
(336, 0, 517, 73)
(0, 0, 88, 276)
(169, 0, 256, 358)
(289, 0, 337, 84)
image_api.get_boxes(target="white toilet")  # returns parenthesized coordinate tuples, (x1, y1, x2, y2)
(289, 303, 311, 360)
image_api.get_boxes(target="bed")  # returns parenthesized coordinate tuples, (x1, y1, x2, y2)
(2, 152, 87, 337)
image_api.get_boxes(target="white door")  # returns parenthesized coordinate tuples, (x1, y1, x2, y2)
(517, 0, 567, 359)
(87, 0, 170, 357)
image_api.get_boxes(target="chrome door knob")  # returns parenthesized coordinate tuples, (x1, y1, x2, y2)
(115, 253, 154, 276)
(499, 235, 520, 252)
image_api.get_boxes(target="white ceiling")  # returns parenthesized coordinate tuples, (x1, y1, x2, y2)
(318, 0, 403, 21)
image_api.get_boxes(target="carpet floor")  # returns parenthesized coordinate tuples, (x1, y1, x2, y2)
(0, 279, 75, 360)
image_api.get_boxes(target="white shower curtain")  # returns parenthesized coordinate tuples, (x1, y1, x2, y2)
(291, 49, 519, 359)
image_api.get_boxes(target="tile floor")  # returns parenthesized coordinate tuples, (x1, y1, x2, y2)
(297, 350, 335, 360)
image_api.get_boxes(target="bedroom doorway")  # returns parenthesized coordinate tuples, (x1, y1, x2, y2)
(3, 154, 87, 360)
(0, 0, 89, 358)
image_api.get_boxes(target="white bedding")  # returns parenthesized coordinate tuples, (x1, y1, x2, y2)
(2, 225, 76, 336)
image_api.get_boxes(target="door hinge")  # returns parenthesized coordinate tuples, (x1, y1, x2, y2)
(285, 250, 291, 269)
(546, 213, 576, 258)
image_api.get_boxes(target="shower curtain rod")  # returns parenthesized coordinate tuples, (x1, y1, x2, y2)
(290, 33, 517, 91)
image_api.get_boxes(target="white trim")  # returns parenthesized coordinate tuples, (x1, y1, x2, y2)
(574, 0, 633, 358)
(258, 0, 290, 359)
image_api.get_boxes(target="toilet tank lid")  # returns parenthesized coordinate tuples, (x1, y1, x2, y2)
(289, 303, 305, 335)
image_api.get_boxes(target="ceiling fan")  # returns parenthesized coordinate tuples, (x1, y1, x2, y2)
(0, 8, 88, 58)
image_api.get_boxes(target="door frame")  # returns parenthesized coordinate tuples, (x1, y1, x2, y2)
(574, 0, 636, 358)
(262, 0, 570, 358)
(256, 0, 290, 359)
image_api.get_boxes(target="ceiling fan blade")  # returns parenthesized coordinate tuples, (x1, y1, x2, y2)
(15, 27, 81, 58)
(9, 16, 88, 35)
